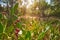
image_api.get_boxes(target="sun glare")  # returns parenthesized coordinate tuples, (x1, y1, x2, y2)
(26, 0, 34, 8)
(20, 0, 34, 8)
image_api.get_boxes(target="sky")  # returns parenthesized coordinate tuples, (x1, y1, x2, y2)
(0, 1, 7, 7)
(0, 0, 51, 7)
(46, 0, 50, 4)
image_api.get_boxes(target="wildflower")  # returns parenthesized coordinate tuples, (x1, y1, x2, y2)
(42, 29, 44, 32)
(18, 30, 22, 35)
(46, 26, 50, 31)
(13, 19, 20, 26)
(15, 28, 20, 37)
(16, 19, 20, 22)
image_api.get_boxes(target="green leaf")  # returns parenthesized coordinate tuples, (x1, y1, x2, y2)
(5, 25, 14, 34)
(0, 14, 2, 19)
(0, 23, 3, 33)
(38, 31, 45, 40)
(25, 31, 31, 40)
(10, 3, 18, 15)
(14, 3, 18, 11)
(12, 15, 18, 21)
(10, 7, 14, 15)
(0, 33, 2, 39)
(9, 26, 14, 32)
(16, 22, 22, 29)
(18, 37, 24, 40)
(7, 19, 13, 26)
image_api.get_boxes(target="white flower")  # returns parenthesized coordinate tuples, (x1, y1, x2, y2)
(18, 30, 22, 35)
(46, 26, 50, 31)
(42, 29, 44, 32)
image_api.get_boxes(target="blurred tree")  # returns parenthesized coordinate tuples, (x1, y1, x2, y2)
(39, 0, 48, 17)
(49, 0, 60, 18)
(0, 4, 4, 12)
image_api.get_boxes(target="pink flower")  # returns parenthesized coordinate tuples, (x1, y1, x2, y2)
(15, 28, 20, 37)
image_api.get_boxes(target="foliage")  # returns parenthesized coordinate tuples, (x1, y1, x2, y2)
(0, 0, 60, 40)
